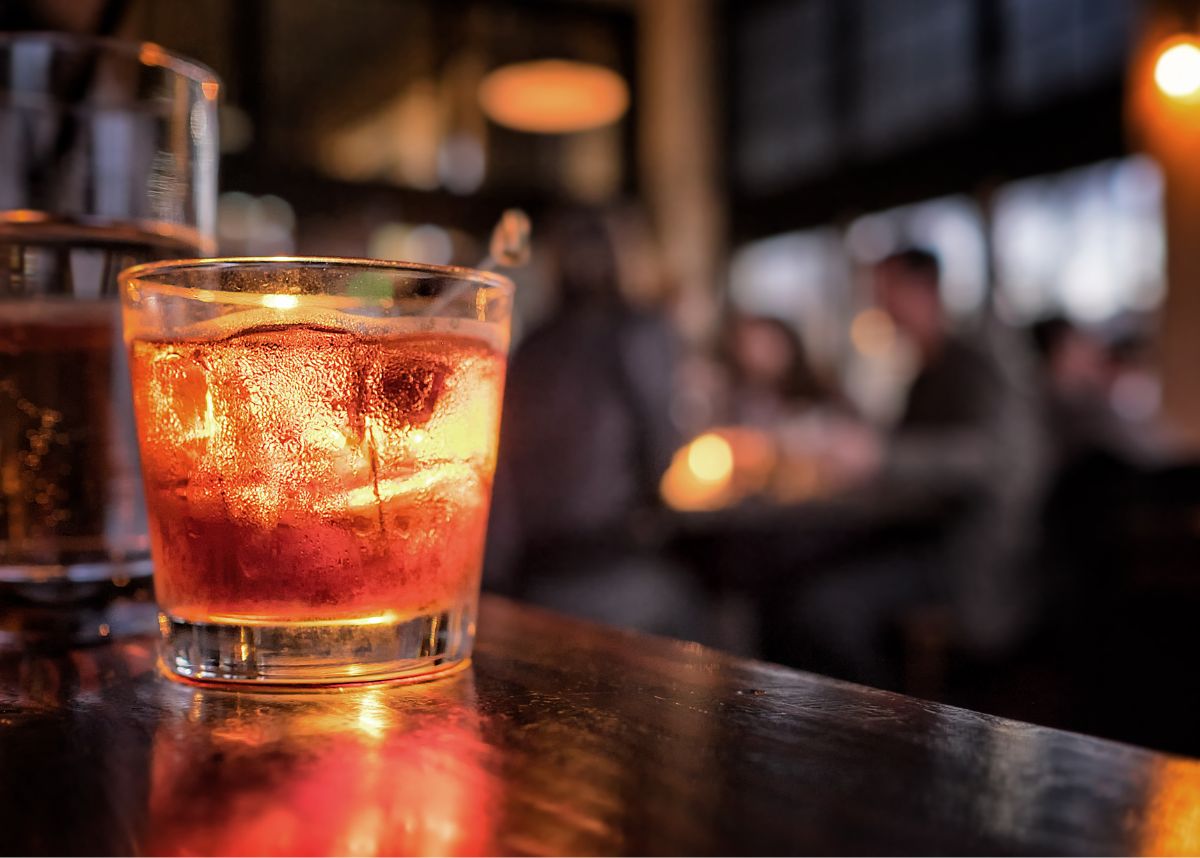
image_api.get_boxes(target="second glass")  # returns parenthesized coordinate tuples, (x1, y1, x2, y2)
(0, 34, 218, 590)
(120, 258, 512, 685)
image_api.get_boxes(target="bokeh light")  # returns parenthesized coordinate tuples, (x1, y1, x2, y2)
(687, 433, 734, 484)
(478, 60, 629, 134)
(1155, 39, 1200, 100)
(850, 308, 896, 358)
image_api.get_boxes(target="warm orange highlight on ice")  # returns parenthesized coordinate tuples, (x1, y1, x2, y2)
(130, 322, 506, 624)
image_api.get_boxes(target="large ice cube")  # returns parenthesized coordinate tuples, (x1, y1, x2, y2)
(369, 342, 451, 430)
(185, 323, 366, 527)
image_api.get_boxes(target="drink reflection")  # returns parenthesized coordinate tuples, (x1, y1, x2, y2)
(146, 671, 499, 856)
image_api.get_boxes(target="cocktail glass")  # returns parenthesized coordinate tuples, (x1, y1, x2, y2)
(120, 258, 512, 685)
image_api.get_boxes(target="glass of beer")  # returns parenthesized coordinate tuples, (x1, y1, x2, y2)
(0, 34, 217, 599)
(121, 258, 512, 685)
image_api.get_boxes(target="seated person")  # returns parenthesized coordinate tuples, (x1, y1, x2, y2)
(484, 208, 707, 640)
(772, 249, 1050, 689)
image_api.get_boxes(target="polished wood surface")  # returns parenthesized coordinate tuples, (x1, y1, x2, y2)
(1, 595, 1198, 856)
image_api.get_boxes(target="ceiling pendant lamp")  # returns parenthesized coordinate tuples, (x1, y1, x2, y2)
(478, 59, 629, 134)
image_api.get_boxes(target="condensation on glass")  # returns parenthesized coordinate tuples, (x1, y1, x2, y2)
(121, 258, 513, 686)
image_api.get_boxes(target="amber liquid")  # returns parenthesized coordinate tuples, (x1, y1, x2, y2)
(130, 319, 506, 625)
(0, 222, 202, 576)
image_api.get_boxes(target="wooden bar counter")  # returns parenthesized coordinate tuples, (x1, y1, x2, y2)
(1, 595, 1198, 855)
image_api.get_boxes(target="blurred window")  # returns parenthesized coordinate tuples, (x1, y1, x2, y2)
(217, 192, 296, 256)
(992, 155, 1165, 323)
(999, 0, 1133, 107)
(736, 0, 837, 191)
(852, 0, 977, 154)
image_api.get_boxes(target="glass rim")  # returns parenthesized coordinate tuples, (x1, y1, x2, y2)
(119, 255, 516, 308)
(0, 31, 221, 90)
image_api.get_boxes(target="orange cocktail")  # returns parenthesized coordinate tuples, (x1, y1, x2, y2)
(121, 259, 512, 685)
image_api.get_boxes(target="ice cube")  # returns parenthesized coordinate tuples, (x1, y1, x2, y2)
(371, 347, 451, 430)
(189, 323, 367, 523)
(134, 345, 213, 482)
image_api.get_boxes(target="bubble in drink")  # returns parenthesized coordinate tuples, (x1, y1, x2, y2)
(129, 318, 506, 625)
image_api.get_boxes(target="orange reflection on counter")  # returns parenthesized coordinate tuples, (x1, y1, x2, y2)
(1139, 756, 1200, 856)
(146, 673, 499, 856)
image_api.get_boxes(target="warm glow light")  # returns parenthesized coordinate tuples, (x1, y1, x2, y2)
(1140, 758, 1200, 855)
(354, 687, 392, 742)
(147, 679, 498, 856)
(1155, 39, 1200, 100)
(261, 293, 300, 310)
(0, 209, 50, 224)
(478, 59, 629, 134)
(850, 307, 896, 358)
(661, 430, 769, 512)
(138, 43, 167, 68)
(201, 80, 220, 101)
(332, 463, 475, 514)
(201, 610, 400, 628)
(687, 433, 734, 484)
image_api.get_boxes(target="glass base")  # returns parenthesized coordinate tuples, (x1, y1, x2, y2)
(159, 602, 476, 686)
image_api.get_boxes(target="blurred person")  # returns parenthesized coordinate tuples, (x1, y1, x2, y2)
(722, 314, 828, 429)
(484, 207, 707, 639)
(1030, 315, 1160, 469)
(1031, 316, 1112, 394)
(1102, 318, 1178, 459)
(778, 248, 1049, 688)
(717, 313, 868, 505)
(1026, 316, 1159, 697)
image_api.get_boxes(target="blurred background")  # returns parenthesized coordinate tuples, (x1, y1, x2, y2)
(14, 0, 1200, 755)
